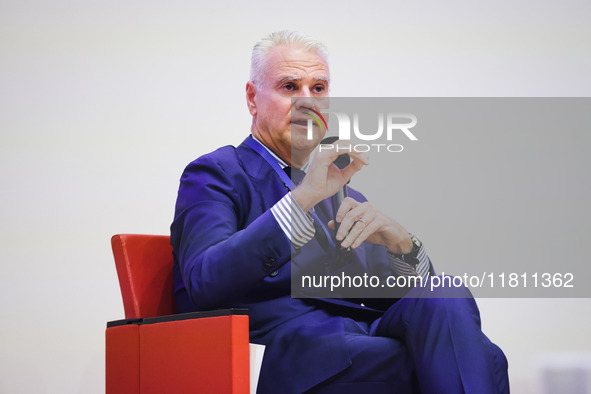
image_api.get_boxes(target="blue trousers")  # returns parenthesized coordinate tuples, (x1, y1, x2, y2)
(308, 278, 510, 393)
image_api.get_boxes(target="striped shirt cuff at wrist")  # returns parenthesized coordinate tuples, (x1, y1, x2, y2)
(270, 193, 315, 248)
(388, 244, 432, 279)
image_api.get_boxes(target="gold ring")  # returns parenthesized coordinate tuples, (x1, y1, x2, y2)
(357, 218, 368, 227)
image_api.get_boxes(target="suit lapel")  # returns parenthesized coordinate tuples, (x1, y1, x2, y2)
(236, 137, 288, 208)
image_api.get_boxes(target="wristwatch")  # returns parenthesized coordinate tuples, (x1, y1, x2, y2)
(392, 233, 422, 267)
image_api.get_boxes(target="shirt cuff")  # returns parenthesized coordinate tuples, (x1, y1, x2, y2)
(388, 244, 432, 279)
(270, 192, 315, 248)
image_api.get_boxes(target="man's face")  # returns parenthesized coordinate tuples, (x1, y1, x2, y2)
(246, 45, 330, 167)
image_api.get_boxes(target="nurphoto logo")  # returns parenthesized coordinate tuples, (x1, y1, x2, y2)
(305, 107, 419, 153)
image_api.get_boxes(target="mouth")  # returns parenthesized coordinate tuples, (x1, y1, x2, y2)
(290, 119, 310, 127)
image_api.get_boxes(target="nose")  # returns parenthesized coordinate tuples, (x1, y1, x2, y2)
(293, 87, 315, 110)
(300, 85, 313, 98)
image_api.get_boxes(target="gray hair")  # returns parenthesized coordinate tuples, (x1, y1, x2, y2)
(250, 30, 329, 88)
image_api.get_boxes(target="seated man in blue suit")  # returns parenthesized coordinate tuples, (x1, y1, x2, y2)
(171, 30, 509, 393)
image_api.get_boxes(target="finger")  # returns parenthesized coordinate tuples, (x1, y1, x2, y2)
(317, 139, 370, 167)
(346, 151, 370, 166)
(333, 139, 370, 166)
(335, 199, 365, 241)
(332, 140, 370, 164)
(338, 159, 365, 185)
(327, 220, 335, 230)
(335, 211, 358, 242)
(313, 141, 346, 166)
(336, 204, 375, 242)
(340, 212, 377, 247)
(344, 220, 380, 249)
(335, 197, 359, 223)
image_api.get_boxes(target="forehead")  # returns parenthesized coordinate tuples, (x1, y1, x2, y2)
(265, 45, 330, 82)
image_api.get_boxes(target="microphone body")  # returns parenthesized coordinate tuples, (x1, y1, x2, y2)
(321, 136, 352, 252)
(334, 187, 348, 227)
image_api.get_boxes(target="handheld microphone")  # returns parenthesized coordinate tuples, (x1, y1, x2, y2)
(320, 137, 351, 251)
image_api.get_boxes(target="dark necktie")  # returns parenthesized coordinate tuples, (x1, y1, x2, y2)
(283, 166, 306, 186)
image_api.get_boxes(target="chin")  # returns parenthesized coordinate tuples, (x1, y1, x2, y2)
(290, 125, 324, 148)
(290, 133, 322, 153)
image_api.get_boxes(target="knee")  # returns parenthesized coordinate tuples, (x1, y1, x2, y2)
(489, 341, 510, 392)
(491, 342, 509, 372)
(417, 296, 476, 321)
(418, 275, 478, 311)
(411, 287, 481, 328)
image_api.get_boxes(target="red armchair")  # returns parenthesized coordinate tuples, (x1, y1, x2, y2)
(105, 234, 254, 394)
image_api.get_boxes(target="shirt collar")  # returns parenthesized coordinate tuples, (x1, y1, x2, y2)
(251, 135, 309, 172)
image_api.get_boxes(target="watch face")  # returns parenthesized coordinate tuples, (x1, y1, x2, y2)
(410, 234, 422, 251)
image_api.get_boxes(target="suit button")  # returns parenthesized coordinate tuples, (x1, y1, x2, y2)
(263, 257, 276, 272)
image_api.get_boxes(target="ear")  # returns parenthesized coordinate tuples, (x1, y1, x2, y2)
(245, 81, 257, 116)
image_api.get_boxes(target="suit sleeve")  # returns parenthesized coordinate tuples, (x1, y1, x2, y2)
(171, 154, 291, 310)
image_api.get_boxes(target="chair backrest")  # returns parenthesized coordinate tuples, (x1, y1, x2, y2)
(111, 234, 177, 319)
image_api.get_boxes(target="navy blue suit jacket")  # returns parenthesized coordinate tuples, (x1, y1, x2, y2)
(171, 136, 414, 393)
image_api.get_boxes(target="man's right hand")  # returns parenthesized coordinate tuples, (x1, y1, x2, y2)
(291, 140, 369, 212)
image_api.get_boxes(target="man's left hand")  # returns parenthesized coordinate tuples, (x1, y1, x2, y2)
(327, 197, 412, 254)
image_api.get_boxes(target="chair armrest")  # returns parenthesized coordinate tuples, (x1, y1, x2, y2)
(106, 309, 250, 394)
(106, 308, 248, 328)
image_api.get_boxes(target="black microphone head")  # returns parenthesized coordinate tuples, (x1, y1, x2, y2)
(320, 136, 350, 170)
(321, 136, 339, 145)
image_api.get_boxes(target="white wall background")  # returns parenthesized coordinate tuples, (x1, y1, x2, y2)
(1, 0, 590, 392)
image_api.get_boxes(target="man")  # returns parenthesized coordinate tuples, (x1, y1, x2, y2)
(171, 30, 509, 393)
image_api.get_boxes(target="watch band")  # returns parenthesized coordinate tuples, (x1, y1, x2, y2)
(392, 233, 422, 267)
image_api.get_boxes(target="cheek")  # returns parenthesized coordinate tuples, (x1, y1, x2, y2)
(270, 103, 292, 123)
(275, 96, 293, 114)
(258, 94, 292, 126)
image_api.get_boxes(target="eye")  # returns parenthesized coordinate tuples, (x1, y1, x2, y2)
(283, 83, 296, 92)
(313, 85, 326, 93)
